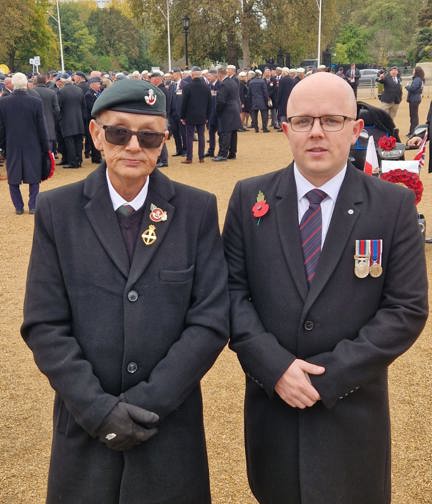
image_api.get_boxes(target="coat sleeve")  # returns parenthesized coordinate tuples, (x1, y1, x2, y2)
(21, 194, 119, 436)
(222, 182, 296, 396)
(309, 189, 428, 408)
(123, 194, 229, 419)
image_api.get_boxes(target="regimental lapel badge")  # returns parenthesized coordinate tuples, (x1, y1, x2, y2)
(142, 225, 157, 246)
(149, 203, 167, 223)
(354, 239, 383, 278)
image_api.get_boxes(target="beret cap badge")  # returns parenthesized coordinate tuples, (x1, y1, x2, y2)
(145, 89, 157, 106)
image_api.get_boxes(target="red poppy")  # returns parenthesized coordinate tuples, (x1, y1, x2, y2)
(377, 135, 396, 151)
(252, 201, 269, 218)
(381, 169, 423, 205)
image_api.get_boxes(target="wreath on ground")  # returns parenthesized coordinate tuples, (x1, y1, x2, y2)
(380, 169, 423, 205)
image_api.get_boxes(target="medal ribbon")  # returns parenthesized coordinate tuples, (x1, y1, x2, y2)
(371, 239, 382, 266)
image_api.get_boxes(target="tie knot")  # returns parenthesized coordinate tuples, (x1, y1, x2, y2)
(305, 189, 327, 206)
(116, 204, 135, 217)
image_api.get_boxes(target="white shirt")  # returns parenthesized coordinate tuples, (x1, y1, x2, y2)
(294, 163, 347, 245)
(106, 170, 149, 211)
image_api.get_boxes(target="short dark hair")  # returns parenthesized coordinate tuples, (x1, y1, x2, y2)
(36, 74, 47, 85)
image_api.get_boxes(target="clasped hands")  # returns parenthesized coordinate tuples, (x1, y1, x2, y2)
(96, 402, 159, 451)
(275, 359, 325, 409)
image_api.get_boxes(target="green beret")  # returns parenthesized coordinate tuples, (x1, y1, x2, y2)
(91, 79, 166, 117)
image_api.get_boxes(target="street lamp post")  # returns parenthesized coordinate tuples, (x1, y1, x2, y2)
(316, 0, 322, 67)
(55, 0, 65, 72)
(182, 16, 190, 69)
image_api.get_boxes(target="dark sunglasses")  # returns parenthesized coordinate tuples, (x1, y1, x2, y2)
(100, 124, 165, 148)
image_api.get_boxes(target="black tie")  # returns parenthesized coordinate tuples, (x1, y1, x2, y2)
(116, 204, 135, 217)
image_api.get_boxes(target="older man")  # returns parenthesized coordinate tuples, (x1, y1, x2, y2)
(21, 79, 229, 504)
(0, 72, 49, 214)
(223, 72, 427, 504)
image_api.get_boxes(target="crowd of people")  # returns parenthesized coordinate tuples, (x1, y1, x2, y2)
(0, 62, 430, 214)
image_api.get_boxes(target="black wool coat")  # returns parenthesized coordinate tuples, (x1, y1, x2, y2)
(58, 83, 85, 137)
(248, 77, 269, 111)
(34, 84, 60, 141)
(0, 90, 49, 184)
(21, 165, 229, 504)
(223, 164, 428, 504)
(216, 76, 241, 132)
(180, 78, 212, 125)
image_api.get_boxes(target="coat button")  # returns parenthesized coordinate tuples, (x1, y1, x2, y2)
(127, 290, 139, 302)
(127, 362, 138, 374)
(304, 320, 314, 331)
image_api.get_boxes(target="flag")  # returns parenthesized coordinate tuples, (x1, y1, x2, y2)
(363, 136, 379, 176)
(414, 132, 428, 169)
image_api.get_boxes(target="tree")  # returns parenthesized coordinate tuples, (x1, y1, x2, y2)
(334, 24, 369, 64)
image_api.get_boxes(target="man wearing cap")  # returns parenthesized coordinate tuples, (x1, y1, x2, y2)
(377, 66, 402, 121)
(180, 66, 211, 164)
(21, 78, 229, 503)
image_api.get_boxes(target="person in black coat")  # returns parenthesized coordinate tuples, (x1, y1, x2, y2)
(377, 66, 402, 121)
(57, 74, 85, 168)
(150, 71, 171, 168)
(345, 63, 360, 98)
(33, 74, 60, 152)
(21, 78, 229, 504)
(214, 66, 242, 161)
(277, 73, 296, 125)
(205, 69, 220, 157)
(170, 69, 187, 156)
(0, 72, 49, 214)
(84, 77, 103, 164)
(223, 71, 427, 504)
(180, 67, 211, 163)
(239, 72, 250, 129)
(248, 71, 270, 133)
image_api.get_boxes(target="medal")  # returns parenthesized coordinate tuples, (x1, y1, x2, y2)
(354, 240, 370, 278)
(142, 225, 157, 246)
(149, 203, 167, 223)
(369, 239, 383, 278)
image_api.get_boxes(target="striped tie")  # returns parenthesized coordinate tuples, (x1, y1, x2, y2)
(300, 189, 327, 286)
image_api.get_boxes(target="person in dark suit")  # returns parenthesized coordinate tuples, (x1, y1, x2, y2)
(34, 74, 60, 152)
(21, 79, 229, 504)
(345, 63, 360, 98)
(377, 66, 402, 121)
(213, 66, 242, 161)
(180, 66, 211, 164)
(0, 72, 49, 214)
(170, 68, 187, 157)
(150, 70, 171, 168)
(205, 69, 220, 157)
(84, 77, 102, 164)
(263, 68, 278, 128)
(223, 72, 428, 504)
(277, 71, 296, 125)
(57, 74, 85, 168)
(405, 65, 425, 135)
(248, 71, 270, 133)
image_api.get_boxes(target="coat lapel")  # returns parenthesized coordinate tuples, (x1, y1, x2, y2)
(127, 169, 176, 288)
(83, 164, 130, 279)
(275, 166, 308, 301)
(304, 166, 364, 312)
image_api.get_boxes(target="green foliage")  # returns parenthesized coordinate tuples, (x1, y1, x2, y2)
(412, 27, 432, 62)
(334, 24, 369, 64)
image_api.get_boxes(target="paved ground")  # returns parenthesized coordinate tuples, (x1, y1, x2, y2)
(0, 94, 431, 503)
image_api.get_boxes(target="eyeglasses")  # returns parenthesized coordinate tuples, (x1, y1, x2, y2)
(99, 124, 165, 148)
(287, 115, 356, 132)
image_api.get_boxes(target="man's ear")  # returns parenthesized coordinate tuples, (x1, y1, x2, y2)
(89, 119, 103, 150)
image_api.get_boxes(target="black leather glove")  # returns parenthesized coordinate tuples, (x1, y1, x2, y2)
(96, 402, 159, 451)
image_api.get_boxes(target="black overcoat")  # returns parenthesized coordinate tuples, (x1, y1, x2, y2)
(248, 77, 269, 111)
(180, 78, 211, 125)
(21, 165, 229, 504)
(57, 83, 85, 137)
(216, 77, 241, 132)
(223, 164, 428, 504)
(0, 90, 49, 184)
(34, 84, 60, 141)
